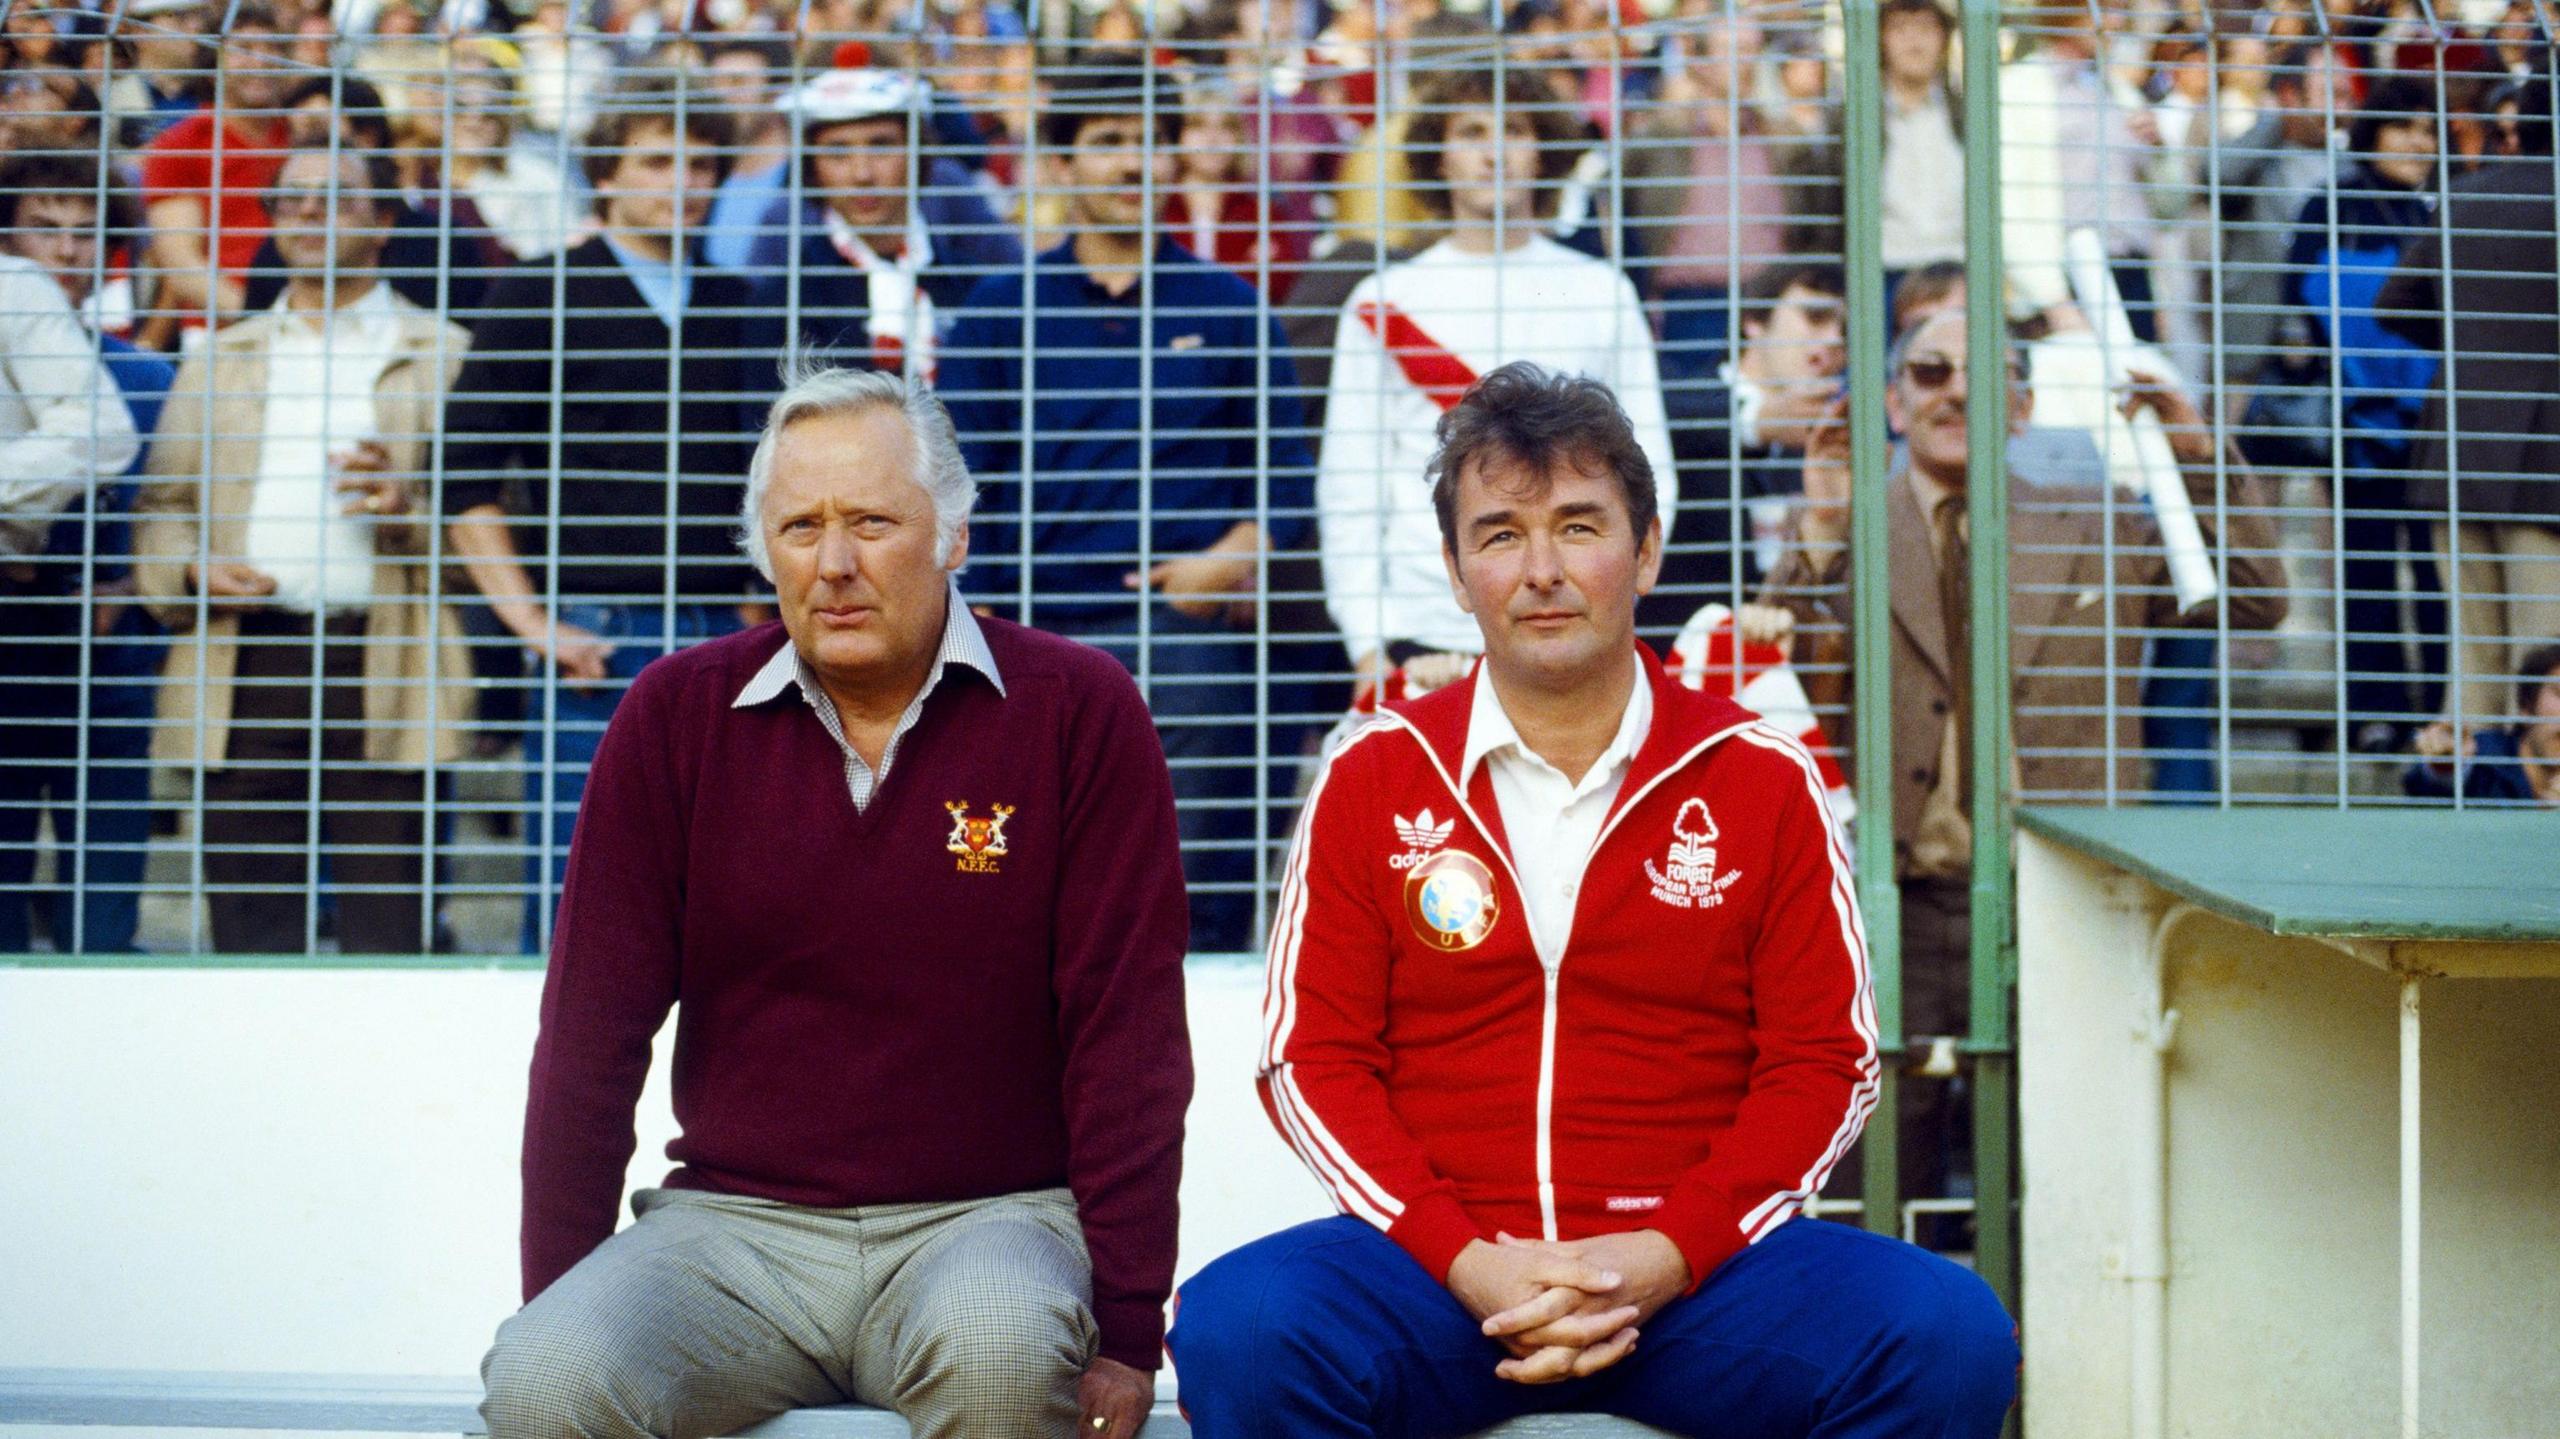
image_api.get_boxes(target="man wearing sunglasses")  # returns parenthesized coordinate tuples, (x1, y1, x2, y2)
(1759, 304, 2287, 1216)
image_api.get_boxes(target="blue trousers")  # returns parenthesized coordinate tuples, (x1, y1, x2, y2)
(0, 597, 157, 953)
(520, 601, 741, 952)
(43, 651, 159, 952)
(1168, 1217, 2016, 1439)
(2142, 631, 2220, 800)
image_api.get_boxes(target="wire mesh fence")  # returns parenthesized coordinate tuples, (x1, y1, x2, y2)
(0, 0, 2553, 966)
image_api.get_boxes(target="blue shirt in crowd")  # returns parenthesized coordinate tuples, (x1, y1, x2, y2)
(703, 162, 790, 272)
(939, 240, 1312, 624)
(604, 234, 692, 329)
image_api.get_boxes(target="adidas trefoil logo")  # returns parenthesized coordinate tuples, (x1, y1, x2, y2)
(1390, 807, 1455, 871)
(1396, 808, 1454, 850)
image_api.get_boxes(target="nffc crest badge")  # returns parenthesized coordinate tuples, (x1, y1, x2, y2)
(1389, 807, 1455, 871)
(1644, 797, 1743, 909)
(944, 801, 1014, 874)
(1404, 849, 1500, 951)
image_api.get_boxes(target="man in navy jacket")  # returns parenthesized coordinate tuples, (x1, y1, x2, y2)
(441, 73, 761, 950)
(938, 55, 1312, 955)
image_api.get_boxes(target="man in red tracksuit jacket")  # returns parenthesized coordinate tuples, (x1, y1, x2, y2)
(1169, 362, 2015, 1438)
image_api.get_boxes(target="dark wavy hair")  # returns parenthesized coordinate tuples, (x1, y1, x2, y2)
(1040, 51, 1178, 152)
(2349, 76, 2441, 157)
(0, 152, 138, 234)
(283, 74, 395, 152)
(581, 72, 740, 201)
(1404, 67, 1584, 221)
(1428, 362, 1658, 561)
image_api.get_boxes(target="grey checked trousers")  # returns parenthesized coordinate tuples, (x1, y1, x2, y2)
(481, 1186, 1098, 1439)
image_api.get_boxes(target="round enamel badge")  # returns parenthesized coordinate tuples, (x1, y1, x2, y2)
(1404, 849, 1501, 951)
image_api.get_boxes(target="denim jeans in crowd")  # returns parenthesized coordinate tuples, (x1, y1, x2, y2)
(2142, 631, 2220, 800)
(0, 595, 160, 953)
(520, 601, 743, 952)
(1048, 603, 1263, 956)
(52, 613, 163, 951)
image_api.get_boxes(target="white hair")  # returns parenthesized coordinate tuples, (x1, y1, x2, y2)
(737, 352, 976, 581)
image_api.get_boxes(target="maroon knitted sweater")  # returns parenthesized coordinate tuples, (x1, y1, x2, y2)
(517, 618, 1194, 1370)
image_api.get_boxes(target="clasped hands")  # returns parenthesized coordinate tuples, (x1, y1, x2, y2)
(1447, 1229, 1690, 1385)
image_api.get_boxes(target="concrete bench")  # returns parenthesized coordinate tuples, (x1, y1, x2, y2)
(0, 1369, 1677, 1436)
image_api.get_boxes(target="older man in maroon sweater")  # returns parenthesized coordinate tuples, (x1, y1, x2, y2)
(478, 363, 1193, 1439)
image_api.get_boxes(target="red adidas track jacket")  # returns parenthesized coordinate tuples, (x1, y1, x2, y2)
(1259, 648, 1879, 1287)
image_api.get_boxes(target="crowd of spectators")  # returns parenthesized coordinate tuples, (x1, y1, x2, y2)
(0, 0, 2555, 957)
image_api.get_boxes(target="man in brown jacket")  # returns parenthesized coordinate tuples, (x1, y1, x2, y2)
(133, 143, 475, 953)
(1758, 305, 2287, 1204)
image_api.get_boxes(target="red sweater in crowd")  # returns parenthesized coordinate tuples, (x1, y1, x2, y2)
(1261, 651, 1878, 1288)
(518, 620, 1193, 1370)
(139, 111, 290, 279)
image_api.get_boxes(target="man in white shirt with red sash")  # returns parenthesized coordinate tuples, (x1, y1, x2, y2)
(1170, 363, 2015, 1439)
(1319, 69, 1675, 699)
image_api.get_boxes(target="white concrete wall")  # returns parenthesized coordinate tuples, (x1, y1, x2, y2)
(20, 858, 2559, 1438)
(2017, 834, 2560, 1439)
(0, 961, 1328, 1376)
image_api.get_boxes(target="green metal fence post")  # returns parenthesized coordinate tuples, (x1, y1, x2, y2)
(1840, 0, 1905, 1239)
(1961, 0, 2020, 1314)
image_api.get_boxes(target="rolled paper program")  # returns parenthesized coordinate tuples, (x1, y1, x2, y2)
(2064, 226, 2220, 614)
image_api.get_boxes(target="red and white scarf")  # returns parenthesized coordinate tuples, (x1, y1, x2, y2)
(827, 213, 937, 383)
(1670, 603, 1855, 822)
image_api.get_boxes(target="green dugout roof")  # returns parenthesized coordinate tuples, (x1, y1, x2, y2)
(2017, 808, 2560, 944)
